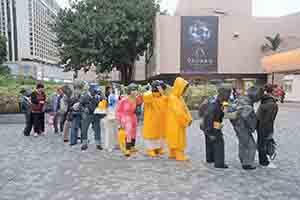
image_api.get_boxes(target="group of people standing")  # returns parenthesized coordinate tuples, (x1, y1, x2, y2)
(117, 77, 192, 161)
(201, 83, 278, 170)
(21, 83, 47, 137)
(20, 77, 279, 170)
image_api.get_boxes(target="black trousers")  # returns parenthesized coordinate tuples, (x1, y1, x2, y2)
(257, 129, 270, 166)
(205, 131, 225, 167)
(24, 113, 32, 136)
(32, 112, 45, 134)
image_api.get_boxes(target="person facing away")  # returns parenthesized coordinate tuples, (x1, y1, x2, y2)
(230, 87, 263, 170)
(80, 86, 105, 151)
(52, 87, 64, 134)
(143, 80, 168, 157)
(69, 81, 85, 146)
(60, 85, 74, 143)
(165, 77, 192, 161)
(31, 83, 46, 137)
(21, 89, 32, 136)
(256, 84, 279, 168)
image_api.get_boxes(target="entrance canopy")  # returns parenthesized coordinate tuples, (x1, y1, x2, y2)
(262, 49, 300, 73)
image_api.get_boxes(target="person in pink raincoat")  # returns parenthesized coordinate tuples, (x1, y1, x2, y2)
(116, 83, 142, 156)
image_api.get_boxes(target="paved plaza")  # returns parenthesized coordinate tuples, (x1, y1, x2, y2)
(0, 104, 300, 200)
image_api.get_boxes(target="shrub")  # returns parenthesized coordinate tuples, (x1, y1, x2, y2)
(0, 65, 10, 76)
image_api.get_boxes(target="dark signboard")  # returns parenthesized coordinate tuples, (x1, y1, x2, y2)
(181, 16, 219, 73)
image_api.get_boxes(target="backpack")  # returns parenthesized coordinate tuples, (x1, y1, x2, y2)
(198, 96, 216, 131)
(265, 138, 277, 160)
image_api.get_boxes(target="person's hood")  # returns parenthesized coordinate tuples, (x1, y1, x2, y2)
(247, 87, 263, 103)
(127, 83, 138, 94)
(261, 94, 277, 104)
(25, 89, 32, 97)
(151, 80, 161, 92)
(172, 77, 189, 97)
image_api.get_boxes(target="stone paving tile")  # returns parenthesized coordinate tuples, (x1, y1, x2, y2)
(0, 105, 300, 199)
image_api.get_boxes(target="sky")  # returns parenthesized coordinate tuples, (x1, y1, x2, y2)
(56, 0, 300, 17)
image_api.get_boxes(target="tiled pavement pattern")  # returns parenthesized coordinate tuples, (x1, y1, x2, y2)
(0, 104, 300, 200)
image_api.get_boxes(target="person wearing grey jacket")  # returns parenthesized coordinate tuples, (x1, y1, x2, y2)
(20, 89, 32, 136)
(80, 86, 105, 151)
(230, 87, 263, 170)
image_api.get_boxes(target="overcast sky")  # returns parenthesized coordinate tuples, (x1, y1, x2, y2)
(56, 0, 300, 17)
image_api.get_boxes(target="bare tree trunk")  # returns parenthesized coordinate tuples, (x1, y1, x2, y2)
(119, 64, 134, 85)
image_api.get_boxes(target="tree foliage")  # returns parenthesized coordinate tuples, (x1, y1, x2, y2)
(0, 34, 7, 64)
(54, 0, 162, 83)
(261, 33, 282, 53)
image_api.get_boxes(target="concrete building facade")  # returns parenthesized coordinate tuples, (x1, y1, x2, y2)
(0, 0, 60, 64)
(144, 0, 300, 91)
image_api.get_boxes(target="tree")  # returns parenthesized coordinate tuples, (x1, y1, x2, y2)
(261, 33, 282, 53)
(0, 34, 7, 64)
(261, 33, 282, 85)
(54, 0, 162, 84)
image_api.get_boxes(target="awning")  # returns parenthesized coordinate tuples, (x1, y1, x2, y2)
(261, 48, 300, 73)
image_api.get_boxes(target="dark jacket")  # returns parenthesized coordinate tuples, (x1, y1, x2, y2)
(256, 94, 278, 136)
(69, 92, 82, 117)
(204, 99, 224, 134)
(31, 91, 46, 113)
(80, 92, 104, 115)
(230, 96, 257, 134)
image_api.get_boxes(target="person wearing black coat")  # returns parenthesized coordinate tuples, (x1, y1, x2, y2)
(203, 88, 231, 169)
(256, 84, 278, 167)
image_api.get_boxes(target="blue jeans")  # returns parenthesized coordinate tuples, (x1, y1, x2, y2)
(81, 113, 101, 145)
(70, 113, 81, 145)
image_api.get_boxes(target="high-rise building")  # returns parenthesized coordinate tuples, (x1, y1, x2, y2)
(0, 0, 60, 64)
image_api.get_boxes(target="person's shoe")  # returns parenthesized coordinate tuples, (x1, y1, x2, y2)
(146, 149, 157, 157)
(125, 150, 131, 157)
(23, 132, 30, 136)
(215, 164, 229, 169)
(33, 133, 38, 137)
(130, 147, 138, 154)
(70, 143, 77, 146)
(260, 163, 269, 167)
(175, 151, 190, 161)
(54, 131, 58, 134)
(206, 160, 214, 164)
(242, 165, 256, 170)
(155, 148, 164, 156)
(96, 145, 103, 151)
(168, 149, 176, 159)
(81, 144, 88, 151)
(267, 163, 277, 169)
(64, 139, 69, 143)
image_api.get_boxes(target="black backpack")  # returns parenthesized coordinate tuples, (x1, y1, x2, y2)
(198, 96, 216, 131)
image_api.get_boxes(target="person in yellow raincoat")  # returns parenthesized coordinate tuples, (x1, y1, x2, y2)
(143, 80, 168, 157)
(165, 77, 192, 161)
